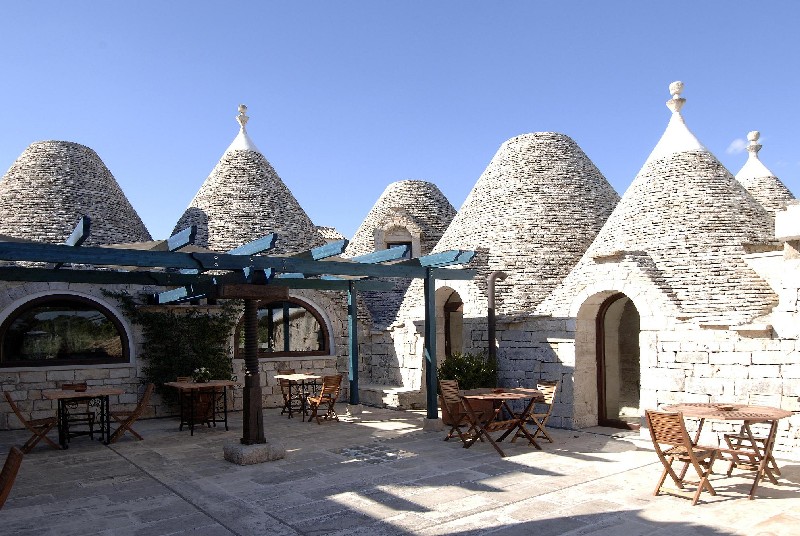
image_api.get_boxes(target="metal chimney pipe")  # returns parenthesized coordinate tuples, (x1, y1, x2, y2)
(487, 270, 508, 362)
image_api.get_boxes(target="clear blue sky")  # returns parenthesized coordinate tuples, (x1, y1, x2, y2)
(2, 2, 798, 240)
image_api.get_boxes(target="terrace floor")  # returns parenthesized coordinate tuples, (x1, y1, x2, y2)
(1, 405, 799, 535)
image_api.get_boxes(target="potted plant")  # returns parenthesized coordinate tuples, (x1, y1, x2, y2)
(437, 352, 497, 424)
(193, 367, 211, 383)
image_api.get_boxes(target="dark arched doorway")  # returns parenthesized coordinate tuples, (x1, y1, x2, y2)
(597, 293, 641, 429)
(443, 290, 463, 358)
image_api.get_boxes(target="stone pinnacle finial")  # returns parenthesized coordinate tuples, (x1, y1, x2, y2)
(666, 81, 686, 114)
(747, 130, 762, 156)
(236, 104, 249, 130)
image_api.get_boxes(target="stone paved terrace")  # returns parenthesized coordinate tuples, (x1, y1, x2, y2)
(1, 406, 799, 535)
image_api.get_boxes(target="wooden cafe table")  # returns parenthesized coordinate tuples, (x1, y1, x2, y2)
(43, 386, 124, 448)
(164, 379, 239, 435)
(461, 387, 544, 457)
(662, 402, 792, 499)
(273, 373, 321, 421)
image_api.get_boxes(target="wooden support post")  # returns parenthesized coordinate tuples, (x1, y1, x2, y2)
(241, 298, 265, 445)
(348, 281, 360, 405)
(424, 269, 438, 420)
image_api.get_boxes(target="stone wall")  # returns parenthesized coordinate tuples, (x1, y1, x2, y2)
(0, 281, 373, 431)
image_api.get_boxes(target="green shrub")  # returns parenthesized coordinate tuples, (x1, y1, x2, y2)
(437, 351, 497, 390)
(104, 290, 239, 403)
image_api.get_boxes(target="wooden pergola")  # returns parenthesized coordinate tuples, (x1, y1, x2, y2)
(0, 219, 475, 444)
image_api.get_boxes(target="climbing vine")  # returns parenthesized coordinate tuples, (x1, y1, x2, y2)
(104, 290, 240, 403)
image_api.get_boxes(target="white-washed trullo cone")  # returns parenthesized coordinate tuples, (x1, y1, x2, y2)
(0, 141, 152, 245)
(734, 131, 794, 214)
(343, 180, 457, 326)
(173, 105, 324, 253)
(399, 133, 620, 320)
(538, 82, 776, 324)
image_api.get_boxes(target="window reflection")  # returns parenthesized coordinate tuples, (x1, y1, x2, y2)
(1, 296, 126, 366)
(237, 299, 327, 356)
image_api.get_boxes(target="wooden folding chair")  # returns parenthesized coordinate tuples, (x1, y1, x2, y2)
(307, 374, 342, 424)
(3, 392, 60, 454)
(108, 384, 154, 443)
(722, 423, 781, 479)
(645, 410, 719, 505)
(439, 379, 480, 443)
(0, 447, 24, 509)
(527, 379, 559, 443)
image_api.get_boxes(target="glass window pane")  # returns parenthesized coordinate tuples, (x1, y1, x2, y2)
(2, 300, 124, 363)
(285, 304, 323, 351)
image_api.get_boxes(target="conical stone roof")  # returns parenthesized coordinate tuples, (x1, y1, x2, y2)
(735, 131, 794, 214)
(426, 132, 620, 315)
(0, 140, 152, 245)
(539, 82, 776, 324)
(344, 180, 456, 327)
(173, 105, 323, 254)
(344, 180, 456, 258)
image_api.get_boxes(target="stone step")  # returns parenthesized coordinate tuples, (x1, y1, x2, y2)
(357, 383, 426, 410)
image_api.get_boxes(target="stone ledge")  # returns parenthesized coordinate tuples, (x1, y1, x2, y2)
(223, 440, 286, 465)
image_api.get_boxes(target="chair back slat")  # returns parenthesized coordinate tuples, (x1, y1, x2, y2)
(3, 392, 27, 424)
(439, 379, 461, 405)
(647, 410, 691, 446)
(536, 380, 559, 405)
(131, 384, 154, 420)
(320, 374, 342, 399)
(176, 376, 192, 383)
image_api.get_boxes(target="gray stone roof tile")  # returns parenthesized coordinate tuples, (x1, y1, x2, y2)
(0, 141, 152, 245)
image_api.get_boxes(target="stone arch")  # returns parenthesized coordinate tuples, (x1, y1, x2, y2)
(570, 280, 659, 428)
(434, 286, 463, 363)
(233, 295, 332, 358)
(373, 212, 424, 258)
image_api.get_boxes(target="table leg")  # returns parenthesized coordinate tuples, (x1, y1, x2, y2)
(462, 398, 507, 457)
(748, 420, 779, 500)
(223, 387, 229, 431)
(57, 400, 67, 449)
(504, 398, 542, 450)
(189, 389, 195, 436)
(102, 395, 110, 444)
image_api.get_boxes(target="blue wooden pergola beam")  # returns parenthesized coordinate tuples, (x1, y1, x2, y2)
(166, 226, 198, 252)
(291, 239, 349, 261)
(351, 245, 409, 264)
(227, 233, 278, 256)
(0, 266, 202, 286)
(0, 242, 476, 280)
(64, 215, 91, 247)
(54, 215, 92, 269)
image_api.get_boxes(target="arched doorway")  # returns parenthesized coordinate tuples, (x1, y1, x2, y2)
(443, 291, 463, 358)
(597, 293, 641, 429)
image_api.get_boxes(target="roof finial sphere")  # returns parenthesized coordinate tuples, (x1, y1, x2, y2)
(237, 104, 249, 129)
(666, 81, 686, 113)
(669, 81, 684, 98)
(747, 130, 762, 155)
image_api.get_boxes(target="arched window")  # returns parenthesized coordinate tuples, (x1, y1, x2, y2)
(234, 298, 329, 358)
(0, 295, 129, 367)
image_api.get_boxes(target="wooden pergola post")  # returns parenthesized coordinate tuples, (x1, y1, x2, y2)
(241, 298, 265, 445)
(348, 281, 360, 405)
(424, 268, 438, 419)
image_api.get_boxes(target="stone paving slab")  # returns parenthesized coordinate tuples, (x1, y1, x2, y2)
(1, 405, 799, 535)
